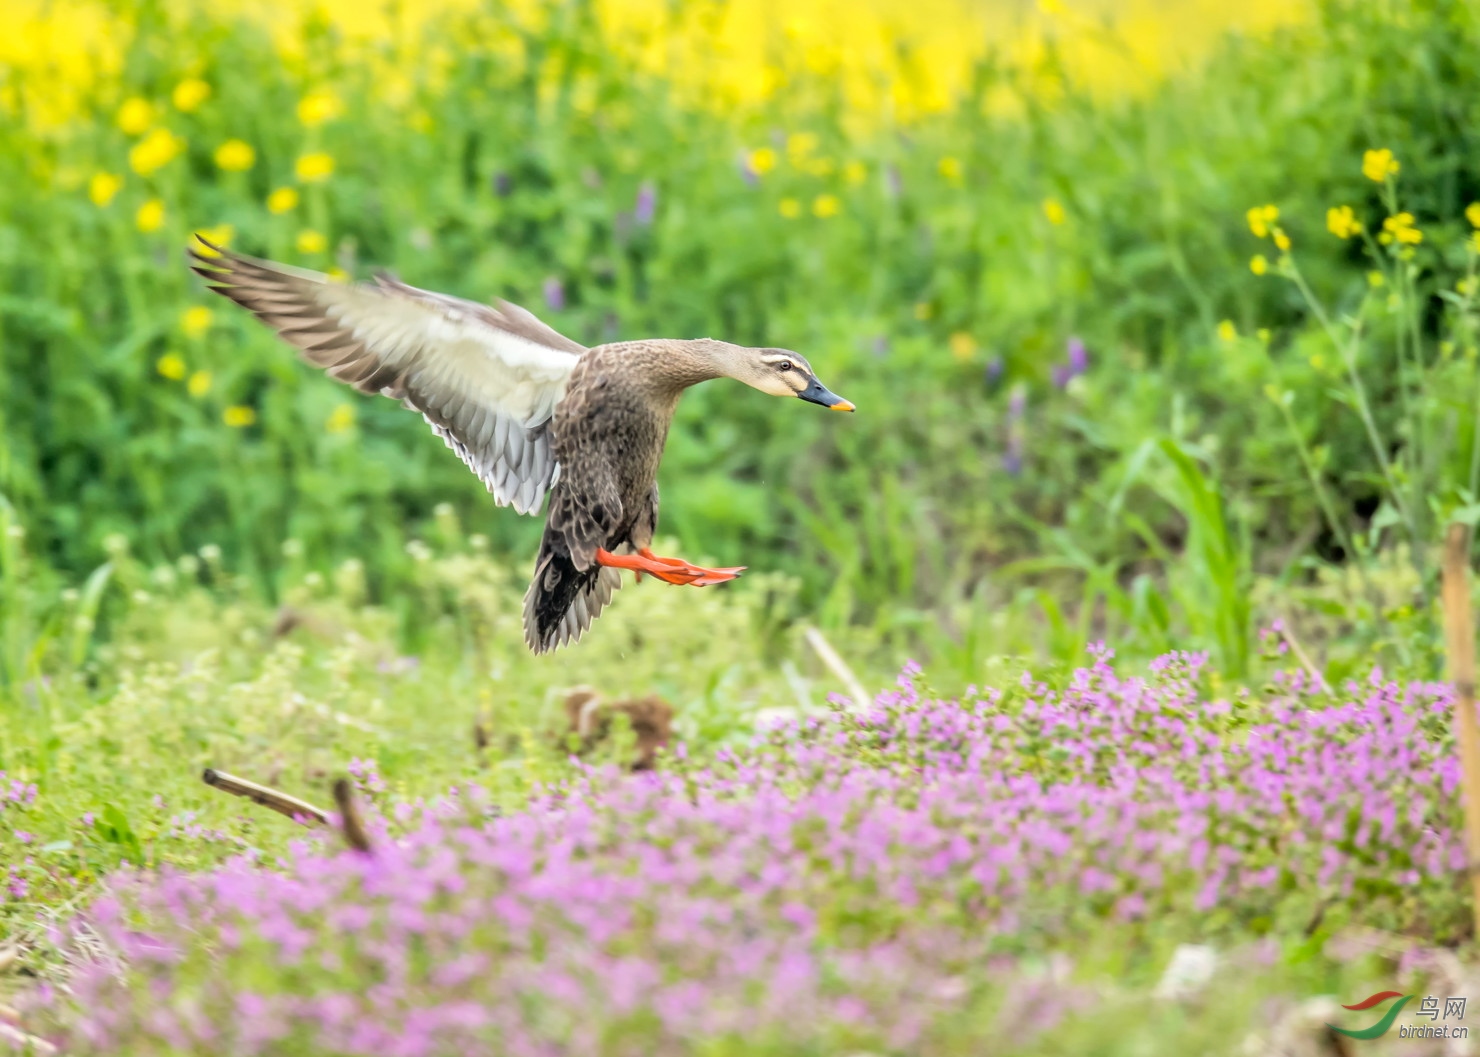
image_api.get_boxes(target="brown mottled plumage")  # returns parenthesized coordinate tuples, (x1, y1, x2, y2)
(187, 237, 852, 654)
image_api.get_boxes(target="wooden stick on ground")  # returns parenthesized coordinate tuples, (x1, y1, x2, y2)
(802, 625, 872, 712)
(201, 768, 329, 825)
(331, 777, 373, 853)
(1440, 522, 1480, 938)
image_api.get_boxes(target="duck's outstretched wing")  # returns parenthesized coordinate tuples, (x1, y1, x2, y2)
(188, 237, 584, 515)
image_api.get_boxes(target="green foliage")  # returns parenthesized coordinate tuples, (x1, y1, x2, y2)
(5, 0, 1480, 678)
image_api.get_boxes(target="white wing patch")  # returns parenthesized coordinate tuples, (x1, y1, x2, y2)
(190, 241, 584, 515)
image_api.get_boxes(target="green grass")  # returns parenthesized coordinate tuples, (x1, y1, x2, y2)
(6, 0, 1480, 680)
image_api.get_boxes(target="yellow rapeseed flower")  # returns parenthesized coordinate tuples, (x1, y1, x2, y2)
(1468, 203, 1480, 229)
(786, 132, 818, 158)
(1042, 197, 1066, 225)
(296, 229, 328, 254)
(748, 147, 778, 176)
(938, 156, 963, 182)
(326, 266, 349, 283)
(812, 194, 840, 218)
(843, 160, 867, 185)
(948, 332, 976, 361)
(1326, 205, 1361, 239)
(297, 90, 344, 128)
(1367, 270, 1385, 288)
(1272, 228, 1291, 252)
(1257, 328, 1271, 344)
(187, 370, 212, 397)
(172, 78, 210, 113)
(1460, 279, 1476, 297)
(223, 405, 257, 428)
(181, 306, 214, 338)
(326, 403, 356, 433)
(129, 128, 183, 177)
(295, 152, 334, 183)
(913, 301, 932, 320)
(89, 172, 122, 207)
(1362, 149, 1399, 183)
(156, 353, 186, 380)
(213, 139, 255, 172)
(135, 198, 165, 233)
(1246, 204, 1279, 239)
(1250, 254, 1268, 275)
(1381, 212, 1422, 245)
(1217, 320, 1237, 343)
(266, 187, 299, 214)
(778, 197, 801, 219)
(117, 97, 153, 135)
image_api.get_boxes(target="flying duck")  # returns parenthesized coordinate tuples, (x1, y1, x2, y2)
(187, 238, 853, 653)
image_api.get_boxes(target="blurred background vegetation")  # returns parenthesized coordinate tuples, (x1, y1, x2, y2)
(5, 0, 1480, 697)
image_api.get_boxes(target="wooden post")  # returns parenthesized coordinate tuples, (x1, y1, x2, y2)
(1440, 522, 1480, 937)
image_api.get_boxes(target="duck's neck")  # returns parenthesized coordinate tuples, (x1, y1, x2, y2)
(648, 338, 732, 394)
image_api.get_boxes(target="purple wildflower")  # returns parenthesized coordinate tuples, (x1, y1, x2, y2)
(46, 653, 1472, 1053)
(492, 171, 512, 197)
(543, 277, 565, 312)
(634, 181, 657, 226)
(1067, 336, 1088, 375)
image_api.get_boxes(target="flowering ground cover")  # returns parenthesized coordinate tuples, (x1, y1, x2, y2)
(15, 648, 1468, 1054)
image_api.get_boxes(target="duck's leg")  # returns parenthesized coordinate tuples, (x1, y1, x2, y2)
(595, 548, 745, 586)
(638, 548, 746, 586)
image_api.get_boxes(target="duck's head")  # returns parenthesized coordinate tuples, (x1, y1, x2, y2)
(726, 345, 855, 412)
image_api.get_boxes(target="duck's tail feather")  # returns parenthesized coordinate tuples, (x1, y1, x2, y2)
(523, 548, 622, 654)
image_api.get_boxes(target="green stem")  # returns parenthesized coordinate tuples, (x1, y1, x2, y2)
(1464, 251, 1480, 499)
(1285, 262, 1417, 549)
(1272, 394, 1358, 563)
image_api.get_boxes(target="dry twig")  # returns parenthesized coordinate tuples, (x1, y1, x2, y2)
(201, 768, 329, 825)
(802, 625, 871, 711)
(0, 1022, 56, 1055)
(332, 778, 374, 853)
(1275, 615, 1332, 696)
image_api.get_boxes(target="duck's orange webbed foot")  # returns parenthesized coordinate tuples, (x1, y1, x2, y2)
(595, 548, 745, 587)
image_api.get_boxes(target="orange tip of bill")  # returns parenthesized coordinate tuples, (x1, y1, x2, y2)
(830, 400, 856, 412)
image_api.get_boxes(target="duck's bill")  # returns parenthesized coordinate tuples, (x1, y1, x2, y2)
(799, 380, 855, 412)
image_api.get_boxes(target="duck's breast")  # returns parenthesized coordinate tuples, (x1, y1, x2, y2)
(555, 354, 673, 527)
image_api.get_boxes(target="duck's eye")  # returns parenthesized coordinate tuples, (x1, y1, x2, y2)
(777, 361, 793, 372)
